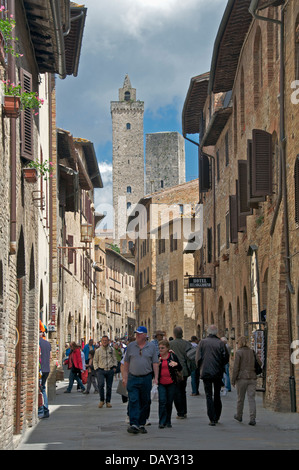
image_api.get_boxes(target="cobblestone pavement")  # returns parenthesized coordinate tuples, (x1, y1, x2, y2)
(17, 378, 299, 452)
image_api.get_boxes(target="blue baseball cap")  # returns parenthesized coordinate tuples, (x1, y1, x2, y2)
(134, 326, 147, 334)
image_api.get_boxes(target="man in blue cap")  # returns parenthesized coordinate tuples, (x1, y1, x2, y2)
(122, 326, 159, 434)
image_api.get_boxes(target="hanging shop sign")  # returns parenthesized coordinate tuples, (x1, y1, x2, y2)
(187, 277, 213, 289)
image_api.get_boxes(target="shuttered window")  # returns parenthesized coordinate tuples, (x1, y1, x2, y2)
(67, 235, 74, 264)
(237, 160, 252, 221)
(20, 69, 33, 160)
(207, 227, 212, 263)
(199, 154, 211, 192)
(250, 129, 272, 198)
(229, 195, 238, 243)
(236, 180, 246, 232)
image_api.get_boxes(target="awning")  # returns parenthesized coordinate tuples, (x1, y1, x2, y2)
(182, 72, 210, 136)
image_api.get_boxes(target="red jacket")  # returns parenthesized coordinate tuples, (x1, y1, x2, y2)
(68, 349, 83, 371)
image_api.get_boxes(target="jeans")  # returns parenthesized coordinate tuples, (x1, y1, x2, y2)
(158, 383, 176, 426)
(223, 363, 231, 391)
(41, 372, 49, 410)
(67, 369, 85, 392)
(86, 371, 99, 393)
(173, 376, 188, 417)
(191, 368, 200, 394)
(127, 373, 152, 427)
(97, 368, 114, 403)
(203, 377, 223, 423)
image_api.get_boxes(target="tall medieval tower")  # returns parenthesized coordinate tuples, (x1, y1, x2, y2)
(111, 75, 144, 247)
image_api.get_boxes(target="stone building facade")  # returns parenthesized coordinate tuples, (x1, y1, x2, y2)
(145, 132, 186, 195)
(134, 179, 200, 340)
(111, 75, 145, 246)
(104, 247, 136, 339)
(182, 0, 299, 412)
(0, 0, 87, 449)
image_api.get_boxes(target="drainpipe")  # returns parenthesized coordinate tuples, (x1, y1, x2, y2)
(249, 0, 296, 412)
(49, 0, 67, 79)
(8, 0, 16, 255)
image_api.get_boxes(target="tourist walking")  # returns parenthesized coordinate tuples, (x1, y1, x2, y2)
(93, 335, 117, 408)
(64, 342, 86, 393)
(232, 336, 262, 426)
(169, 326, 192, 419)
(84, 349, 99, 394)
(122, 326, 159, 434)
(158, 339, 182, 429)
(190, 336, 200, 396)
(196, 325, 229, 425)
(39, 331, 52, 418)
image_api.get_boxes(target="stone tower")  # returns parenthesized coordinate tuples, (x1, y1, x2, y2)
(145, 132, 186, 195)
(111, 75, 145, 246)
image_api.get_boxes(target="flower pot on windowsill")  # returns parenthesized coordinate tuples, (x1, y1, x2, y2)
(23, 167, 38, 183)
(3, 95, 21, 118)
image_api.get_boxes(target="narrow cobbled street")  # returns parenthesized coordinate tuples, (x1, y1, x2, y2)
(17, 378, 299, 452)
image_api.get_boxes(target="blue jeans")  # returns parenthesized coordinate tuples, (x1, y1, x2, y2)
(127, 373, 152, 427)
(67, 369, 85, 392)
(97, 368, 114, 403)
(158, 383, 176, 426)
(223, 363, 231, 391)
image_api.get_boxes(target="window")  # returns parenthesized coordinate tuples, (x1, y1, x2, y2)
(240, 68, 245, 134)
(253, 26, 263, 108)
(20, 69, 33, 160)
(127, 202, 131, 210)
(126, 123, 131, 130)
(229, 195, 238, 244)
(225, 132, 229, 166)
(226, 213, 230, 249)
(125, 91, 131, 101)
(217, 223, 220, 258)
(127, 186, 131, 194)
(170, 233, 178, 252)
(248, 129, 272, 199)
(169, 279, 178, 302)
(216, 150, 220, 182)
(161, 180, 164, 188)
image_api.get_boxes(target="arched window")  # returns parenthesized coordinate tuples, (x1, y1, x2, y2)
(124, 91, 131, 101)
(127, 202, 131, 210)
(127, 186, 131, 194)
(126, 123, 131, 130)
(253, 26, 263, 108)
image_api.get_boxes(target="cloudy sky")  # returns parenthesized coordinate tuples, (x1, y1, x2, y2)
(56, 0, 226, 229)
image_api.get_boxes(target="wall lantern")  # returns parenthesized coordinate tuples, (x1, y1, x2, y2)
(80, 223, 93, 243)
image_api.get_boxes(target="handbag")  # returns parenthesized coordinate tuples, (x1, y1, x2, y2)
(173, 368, 184, 383)
(151, 384, 159, 401)
(116, 379, 128, 397)
(254, 352, 263, 375)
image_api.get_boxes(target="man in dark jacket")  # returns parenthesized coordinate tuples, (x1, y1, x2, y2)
(170, 326, 192, 419)
(196, 325, 229, 425)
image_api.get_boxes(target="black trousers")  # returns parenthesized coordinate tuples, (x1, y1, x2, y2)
(203, 378, 223, 423)
(173, 376, 188, 417)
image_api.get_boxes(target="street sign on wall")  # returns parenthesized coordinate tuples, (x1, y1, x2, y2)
(187, 277, 213, 289)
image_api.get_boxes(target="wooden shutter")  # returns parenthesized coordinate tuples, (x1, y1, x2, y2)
(20, 69, 33, 160)
(229, 195, 238, 243)
(247, 139, 265, 207)
(236, 180, 246, 232)
(250, 129, 272, 197)
(238, 160, 253, 219)
(199, 154, 211, 192)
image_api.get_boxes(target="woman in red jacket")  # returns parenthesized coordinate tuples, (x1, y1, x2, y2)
(64, 342, 86, 393)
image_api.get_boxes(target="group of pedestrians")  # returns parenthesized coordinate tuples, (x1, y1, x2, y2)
(58, 324, 262, 433)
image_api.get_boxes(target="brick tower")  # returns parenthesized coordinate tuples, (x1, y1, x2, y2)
(111, 75, 145, 248)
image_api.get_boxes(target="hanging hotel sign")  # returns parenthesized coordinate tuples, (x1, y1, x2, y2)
(187, 276, 213, 289)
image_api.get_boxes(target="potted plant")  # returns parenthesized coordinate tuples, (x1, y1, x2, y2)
(2, 80, 21, 117)
(2, 80, 44, 117)
(23, 159, 54, 182)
